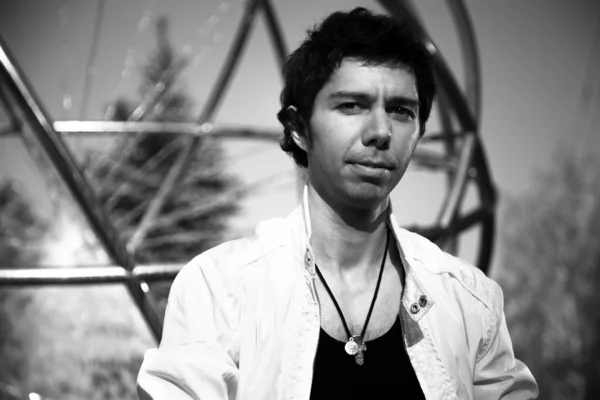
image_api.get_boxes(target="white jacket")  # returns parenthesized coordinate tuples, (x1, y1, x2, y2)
(138, 197, 538, 400)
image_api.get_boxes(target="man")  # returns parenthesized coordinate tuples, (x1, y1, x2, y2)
(138, 8, 538, 399)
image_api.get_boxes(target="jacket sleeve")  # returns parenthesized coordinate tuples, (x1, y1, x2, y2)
(137, 259, 240, 400)
(473, 280, 539, 399)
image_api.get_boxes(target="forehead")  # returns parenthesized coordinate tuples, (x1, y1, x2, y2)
(319, 58, 418, 100)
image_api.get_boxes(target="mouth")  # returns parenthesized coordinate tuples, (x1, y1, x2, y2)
(351, 161, 396, 170)
(349, 162, 395, 179)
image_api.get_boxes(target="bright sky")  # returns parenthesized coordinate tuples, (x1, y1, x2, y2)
(0, 0, 598, 269)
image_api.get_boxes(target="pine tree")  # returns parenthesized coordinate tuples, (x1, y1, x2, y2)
(85, 16, 238, 266)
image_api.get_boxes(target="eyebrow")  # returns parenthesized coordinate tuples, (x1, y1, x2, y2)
(328, 91, 420, 109)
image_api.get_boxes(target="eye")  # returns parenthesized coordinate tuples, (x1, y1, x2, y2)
(390, 107, 416, 121)
(337, 102, 365, 114)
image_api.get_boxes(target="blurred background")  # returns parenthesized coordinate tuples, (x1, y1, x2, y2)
(0, 0, 598, 399)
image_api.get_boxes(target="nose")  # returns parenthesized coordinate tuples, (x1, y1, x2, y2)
(363, 109, 391, 149)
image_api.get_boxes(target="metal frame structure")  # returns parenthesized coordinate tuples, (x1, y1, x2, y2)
(0, 0, 496, 343)
(378, 0, 497, 270)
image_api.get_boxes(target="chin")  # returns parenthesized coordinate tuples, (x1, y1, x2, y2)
(343, 182, 390, 210)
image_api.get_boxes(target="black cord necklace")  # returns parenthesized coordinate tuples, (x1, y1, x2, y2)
(315, 227, 390, 366)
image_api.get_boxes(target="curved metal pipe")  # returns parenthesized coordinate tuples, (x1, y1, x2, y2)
(378, 0, 497, 273)
(446, 0, 481, 126)
(437, 133, 476, 228)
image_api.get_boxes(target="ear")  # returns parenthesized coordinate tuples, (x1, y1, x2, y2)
(286, 106, 310, 152)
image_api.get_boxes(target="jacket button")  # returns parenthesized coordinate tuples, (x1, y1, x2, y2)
(305, 251, 312, 264)
(410, 303, 420, 314)
(419, 295, 428, 307)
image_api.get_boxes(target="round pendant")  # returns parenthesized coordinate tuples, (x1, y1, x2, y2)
(345, 339, 359, 355)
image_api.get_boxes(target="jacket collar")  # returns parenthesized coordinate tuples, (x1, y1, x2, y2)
(285, 185, 435, 321)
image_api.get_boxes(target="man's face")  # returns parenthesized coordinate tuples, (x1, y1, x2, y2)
(297, 58, 421, 210)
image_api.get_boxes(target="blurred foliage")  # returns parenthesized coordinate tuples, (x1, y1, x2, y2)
(0, 180, 45, 399)
(0, 181, 44, 266)
(498, 146, 600, 400)
(0, 175, 148, 400)
(20, 285, 151, 400)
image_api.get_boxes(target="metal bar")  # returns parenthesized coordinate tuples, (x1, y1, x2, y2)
(409, 205, 491, 243)
(262, 0, 289, 70)
(0, 264, 182, 286)
(133, 264, 182, 280)
(435, 83, 458, 162)
(197, 0, 264, 125)
(420, 131, 467, 143)
(475, 209, 495, 274)
(410, 149, 457, 171)
(430, 89, 459, 251)
(0, 120, 17, 135)
(406, 224, 445, 241)
(446, 0, 481, 126)
(79, 0, 106, 120)
(0, 267, 127, 285)
(0, 78, 23, 129)
(378, 0, 475, 132)
(127, 0, 264, 254)
(127, 57, 187, 122)
(449, 206, 491, 235)
(52, 120, 281, 141)
(437, 133, 476, 227)
(0, 33, 165, 340)
(261, 0, 307, 200)
(0, 83, 68, 200)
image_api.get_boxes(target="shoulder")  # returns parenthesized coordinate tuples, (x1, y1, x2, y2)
(177, 215, 293, 283)
(165, 216, 296, 325)
(398, 227, 503, 312)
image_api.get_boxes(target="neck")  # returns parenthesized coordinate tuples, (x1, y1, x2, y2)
(307, 183, 390, 277)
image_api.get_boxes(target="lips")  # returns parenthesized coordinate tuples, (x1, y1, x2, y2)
(348, 161, 395, 180)
(350, 160, 397, 170)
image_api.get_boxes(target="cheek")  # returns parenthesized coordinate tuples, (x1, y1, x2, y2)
(408, 136, 420, 154)
(309, 127, 347, 164)
(394, 133, 420, 158)
(312, 142, 342, 172)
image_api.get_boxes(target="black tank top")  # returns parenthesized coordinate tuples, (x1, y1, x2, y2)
(309, 317, 425, 399)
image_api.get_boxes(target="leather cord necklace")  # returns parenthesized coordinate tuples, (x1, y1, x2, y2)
(315, 227, 390, 366)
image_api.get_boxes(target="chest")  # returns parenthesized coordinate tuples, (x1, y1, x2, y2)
(315, 260, 403, 342)
(309, 315, 426, 400)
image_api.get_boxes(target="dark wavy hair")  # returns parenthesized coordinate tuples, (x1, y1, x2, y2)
(277, 7, 437, 168)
